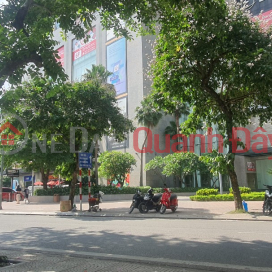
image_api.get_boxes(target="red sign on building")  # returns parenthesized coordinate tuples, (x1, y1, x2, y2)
(72, 28, 96, 61)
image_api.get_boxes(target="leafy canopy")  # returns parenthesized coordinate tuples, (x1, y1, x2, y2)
(145, 153, 209, 178)
(98, 151, 137, 187)
(152, 0, 272, 133)
(0, 0, 163, 89)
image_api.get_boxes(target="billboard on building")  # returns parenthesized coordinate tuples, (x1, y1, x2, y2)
(249, 0, 272, 16)
(56, 46, 64, 68)
(72, 28, 96, 82)
(107, 38, 127, 95)
(106, 97, 129, 150)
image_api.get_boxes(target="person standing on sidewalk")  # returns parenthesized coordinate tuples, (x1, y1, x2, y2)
(23, 187, 30, 204)
(16, 185, 21, 204)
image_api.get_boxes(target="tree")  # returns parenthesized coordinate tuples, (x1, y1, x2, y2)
(151, 0, 272, 209)
(82, 64, 112, 84)
(164, 121, 177, 138)
(0, 77, 134, 207)
(82, 64, 114, 185)
(135, 96, 162, 186)
(6, 139, 69, 189)
(98, 151, 136, 187)
(0, 0, 164, 90)
(145, 152, 209, 187)
(151, 91, 190, 137)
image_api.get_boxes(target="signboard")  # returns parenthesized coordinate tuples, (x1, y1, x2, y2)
(72, 28, 96, 61)
(6, 169, 19, 177)
(249, 0, 272, 16)
(56, 46, 64, 67)
(254, 9, 272, 29)
(79, 152, 92, 168)
(247, 162, 256, 172)
(72, 28, 97, 82)
(107, 136, 129, 150)
(107, 38, 127, 95)
(24, 175, 35, 182)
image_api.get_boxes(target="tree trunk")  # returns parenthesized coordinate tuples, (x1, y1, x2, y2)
(69, 154, 79, 209)
(195, 170, 198, 188)
(40, 167, 49, 190)
(226, 119, 243, 210)
(175, 110, 180, 136)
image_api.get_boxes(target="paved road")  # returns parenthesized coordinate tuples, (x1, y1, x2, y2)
(0, 215, 272, 271)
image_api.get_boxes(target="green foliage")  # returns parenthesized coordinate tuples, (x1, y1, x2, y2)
(229, 187, 251, 194)
(98, 151, 137, 187)
(196, 188, 218, 196)
(82, 64, 112, 83)
(0, 0, 160, 88)
(150, 0, 272, 209)
(145, 156, 164, 172)
(135, 96, 163, 129)
(0, 77, 134, 203)
(199, 151, 230, 176)
(190, 192, 265, 201)
(146, 153, 210, 180)
(2, 177, 11, 187)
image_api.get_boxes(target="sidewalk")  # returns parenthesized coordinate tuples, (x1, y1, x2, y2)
(0, 197, 271, 221)
(0, 248, 205, 272)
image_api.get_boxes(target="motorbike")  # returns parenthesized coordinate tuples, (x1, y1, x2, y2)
(263, 184, 272, 216)
(138, 188, 162, 213)
(88, 191, 104, 212)
(160, 186, 178, 214)
(129, 190, 144, 214)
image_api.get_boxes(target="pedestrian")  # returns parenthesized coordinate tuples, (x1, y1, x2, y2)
(23, 187, 30, 204)
(16, 185, 21, 204)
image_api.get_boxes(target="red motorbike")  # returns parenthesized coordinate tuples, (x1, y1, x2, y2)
(160, 187, 178, 214)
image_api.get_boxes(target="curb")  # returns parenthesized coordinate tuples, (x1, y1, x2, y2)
(1, 245, 270, 272)
(0, 211, 272, 221)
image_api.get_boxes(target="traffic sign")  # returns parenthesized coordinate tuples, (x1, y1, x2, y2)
(6, 169, 19, 177)
(78, 153, 92, 168)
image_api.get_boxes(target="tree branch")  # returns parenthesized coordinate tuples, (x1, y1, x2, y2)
(12, 0, 34, 34)
(0, 52, 42, 89)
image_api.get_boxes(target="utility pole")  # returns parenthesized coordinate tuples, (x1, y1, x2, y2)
(32, 170, 34, 196)
(95, 140, 99, 185)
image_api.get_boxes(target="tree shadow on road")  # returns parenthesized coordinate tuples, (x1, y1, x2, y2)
(0, 216, 272, 270)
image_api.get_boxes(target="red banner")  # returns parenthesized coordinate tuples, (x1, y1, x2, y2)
(254, 9, 272, 30)
(72, 28, 96, 61)
(56, 46, 64, 67)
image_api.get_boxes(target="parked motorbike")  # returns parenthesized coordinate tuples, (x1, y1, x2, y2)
(138, 188, 162, 213)
(88, 191, 104, 212)
(263, 184, 272, 216)
(129, 190, 144, 214)
(160, 186, 178, 214)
